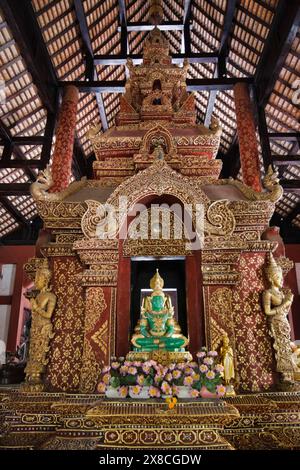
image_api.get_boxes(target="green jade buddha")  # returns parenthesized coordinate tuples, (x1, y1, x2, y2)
(131, 270, 188, 352)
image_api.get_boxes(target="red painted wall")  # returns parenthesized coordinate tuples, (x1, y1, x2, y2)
(0, 245, 35, 351)
(285, 245, 300, 340)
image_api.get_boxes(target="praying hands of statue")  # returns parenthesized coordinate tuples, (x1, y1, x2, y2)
(276, 290, 294, 315)
(263, 288, 293, 317)
(30, 295, 55, 320)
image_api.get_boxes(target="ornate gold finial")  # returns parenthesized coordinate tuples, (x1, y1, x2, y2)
(265, 252, 282, 278)
(149, 0, 163, 25)
(150, 268, 164, 289)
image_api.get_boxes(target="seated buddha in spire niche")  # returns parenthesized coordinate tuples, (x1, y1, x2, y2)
(131, 270, 188, 352)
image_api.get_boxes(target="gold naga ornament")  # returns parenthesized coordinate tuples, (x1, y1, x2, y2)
(23, 259, 57, 392)
(262, 252, 297, 387)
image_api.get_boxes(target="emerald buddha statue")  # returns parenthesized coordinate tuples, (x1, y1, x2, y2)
(131, 269, 188, 352)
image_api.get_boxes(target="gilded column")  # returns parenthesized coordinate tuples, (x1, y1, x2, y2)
(49, 85, 79, 193)
(74, 239, 119, 393)
(234, 82, 262, 192)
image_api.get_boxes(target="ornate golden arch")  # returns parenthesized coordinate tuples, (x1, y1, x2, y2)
(139, 124, 177, 157)
(81, 159, 236, 239)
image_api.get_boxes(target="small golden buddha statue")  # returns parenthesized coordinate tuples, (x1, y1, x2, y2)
(23, 259, 56, 391)
(262, 252, 295, 384)
(131, 269, 188, 352)
(220, 334, 235, 396)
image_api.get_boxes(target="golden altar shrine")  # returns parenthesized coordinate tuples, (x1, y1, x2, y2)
(1, 388, 300, 450)
(1, 28, 300, 450)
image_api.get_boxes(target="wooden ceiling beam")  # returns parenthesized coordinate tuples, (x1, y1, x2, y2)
(182, 0, 192, 55)
(121, 21, 185, 32)
(272, 156, 300, 165)
(0, 0, 57, 113)
(0, 118, 36, 181)
(59, 76, 253, 93)
(118, 0, 128, 56)
(73, 0, 108, 132)
(0, 160, 44, 169)
(95, 93, 108, 131)
(238, 4, 271, 29)
(280, 179, 300, 193)
(255, 0, 300, 106)
(285, 203, 300, 224)
(35, 0, 59, 17)
(269, 132, 300, 142)
(73, 0, 94, 81)
(1, 0, 88, 179)
(218, 0, 237, 78)
(254, 0, 276, 13)
(0, 183, 31, 195)
(94, 52, 218, 66)
(204, 0, 237, 127)
(187, 76, 253, 91)
(0, 196, 29, 226)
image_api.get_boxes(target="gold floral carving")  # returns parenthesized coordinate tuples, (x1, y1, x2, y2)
(276, 256, 294, 276)
(205, 200, 236, 237)
(46, 258, 85, 392)
(123, 239, 191, 257)
(79, 343, 100, 395)
(80, 287, 107, 393)
(41, 246, 75, 257)
(36, 201, 85, 218)
(101, 428, 232, 449)
(55, 233, 82, 244)
(91, 320, 109, 357)
(202, 251, 240, 264)
(81, 200, 107, 239)
(24, 257, 48, 282)
(74, 239, 118, 250)
(210, 318, 228, 352)
(205, 288, 236, 371)
(36, 200, 85, 229)
(209, 288, 234, 334)
(232, 254, 275, 392)
(139, 124, 177, 156)
(106, 159, 208, 208)
(81, 159, 235, 241)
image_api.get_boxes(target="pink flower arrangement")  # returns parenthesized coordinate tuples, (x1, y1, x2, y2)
(96, 350, 225, 399)
(194, 348, 225, 397)
(129, 385, 142, 396)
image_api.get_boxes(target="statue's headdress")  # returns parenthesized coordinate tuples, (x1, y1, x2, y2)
(36, 258, 51, 283)
(264, 252, 282, 278)
(150, 268, 164, 290)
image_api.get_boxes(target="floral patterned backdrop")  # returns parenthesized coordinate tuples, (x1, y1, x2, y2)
(46, 257, 85, 391)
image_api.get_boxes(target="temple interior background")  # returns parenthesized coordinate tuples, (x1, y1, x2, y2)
(0, 0, 300, 452)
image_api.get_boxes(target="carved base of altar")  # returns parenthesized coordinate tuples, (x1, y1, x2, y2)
(1, 388, 300, 450)
(126, 350, 193, 365)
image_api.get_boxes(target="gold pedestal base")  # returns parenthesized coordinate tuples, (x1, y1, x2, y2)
(225, 384, 236, 397)
(126, 350, 193, 365)
(2, 389, 300, 450)
(21, 382, 45, 392)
